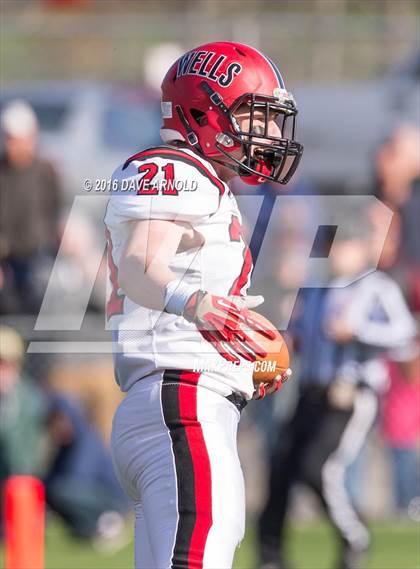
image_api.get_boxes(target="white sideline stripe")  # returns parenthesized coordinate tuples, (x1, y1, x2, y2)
(321, 389, 378, 549)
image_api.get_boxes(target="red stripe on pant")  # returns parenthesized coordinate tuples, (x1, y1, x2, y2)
(179, 371, 213, 569)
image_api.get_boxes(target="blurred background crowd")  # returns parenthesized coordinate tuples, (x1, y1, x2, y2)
(0, 0, 419, 564)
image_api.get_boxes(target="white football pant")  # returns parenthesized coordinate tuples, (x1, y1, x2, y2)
(111, 370, 246, 569)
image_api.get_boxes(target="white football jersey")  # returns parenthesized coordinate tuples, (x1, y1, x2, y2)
(104, 145, 255, 398)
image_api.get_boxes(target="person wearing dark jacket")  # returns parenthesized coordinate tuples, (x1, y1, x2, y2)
(258, 227, 417, 569)
(0, 100, 62, 314)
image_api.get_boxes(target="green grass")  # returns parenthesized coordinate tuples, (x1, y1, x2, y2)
(234, 522, 420, 569)
(1, 518, 419, 569)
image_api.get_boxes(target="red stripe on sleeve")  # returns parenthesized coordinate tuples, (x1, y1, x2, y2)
(229, 244, 253, 296)
(123, 147, 225, 197)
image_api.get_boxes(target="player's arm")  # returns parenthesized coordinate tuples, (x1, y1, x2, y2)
(118, 216, 273, 364)
(118, 218, 185, 310)
(113, 158, 273, 364)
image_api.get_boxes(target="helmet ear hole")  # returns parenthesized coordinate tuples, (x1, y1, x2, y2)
(190, 108, 208, 127)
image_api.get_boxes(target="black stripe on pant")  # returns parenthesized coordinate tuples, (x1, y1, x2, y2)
(161, 370, 196, 569)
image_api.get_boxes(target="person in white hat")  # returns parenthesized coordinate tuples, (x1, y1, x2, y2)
(0, 99, 62, 313)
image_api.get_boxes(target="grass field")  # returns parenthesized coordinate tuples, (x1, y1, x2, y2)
(3, 517, 418, 569)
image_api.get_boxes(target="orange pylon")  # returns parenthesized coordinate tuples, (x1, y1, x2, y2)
(4, 476, 45, 569)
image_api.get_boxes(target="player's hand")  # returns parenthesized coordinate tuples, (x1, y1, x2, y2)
(183, 291, 276, 364)
(325, 317, 354, 344)
(252, 368, 292, 400)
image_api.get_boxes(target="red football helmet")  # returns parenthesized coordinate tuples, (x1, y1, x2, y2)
(160, 41, 303, 185)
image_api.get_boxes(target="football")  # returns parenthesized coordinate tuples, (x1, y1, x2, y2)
(246, 310, 290, 383)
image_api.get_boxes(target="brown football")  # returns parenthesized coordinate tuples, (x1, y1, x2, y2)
(246, 310, 290, 383)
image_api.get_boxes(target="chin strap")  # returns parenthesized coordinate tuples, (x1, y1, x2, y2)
(175, 82, 264, 182)
(208, 153, 251, 178)
(175, 105, 203, 152)
(199, 81, 230, 115)
(199, 81, 259, 179)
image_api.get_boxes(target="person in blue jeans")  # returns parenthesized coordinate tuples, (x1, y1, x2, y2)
(45, 396, 131, 542)
(381, 356, 420, 515)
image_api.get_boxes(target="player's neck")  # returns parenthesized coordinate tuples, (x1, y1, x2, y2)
(169, 141, 237, 184)
(210, 160, 237, 184)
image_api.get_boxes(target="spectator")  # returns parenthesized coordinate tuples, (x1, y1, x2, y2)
(381, 349, 420, 515)
(257, 220, 417, 569)
(0, 100, 62, 314)
(45, 395, 131, 548)
(0, 325, 49, 478)
(0, 325, 49, 536)
(375, 124, 420, 312)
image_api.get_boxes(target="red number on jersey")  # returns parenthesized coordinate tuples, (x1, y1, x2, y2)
(137, 163, 159, 195)
(229, 215, 242, 242)
(137, 162, 179, 195)
(105, 229, 125, 320)
(161, 163, 177, 195)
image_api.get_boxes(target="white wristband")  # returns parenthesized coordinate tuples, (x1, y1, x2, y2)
(164, 280, 198, 316)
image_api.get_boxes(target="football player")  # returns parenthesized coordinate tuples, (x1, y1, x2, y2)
(105, 41, 303, 569)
